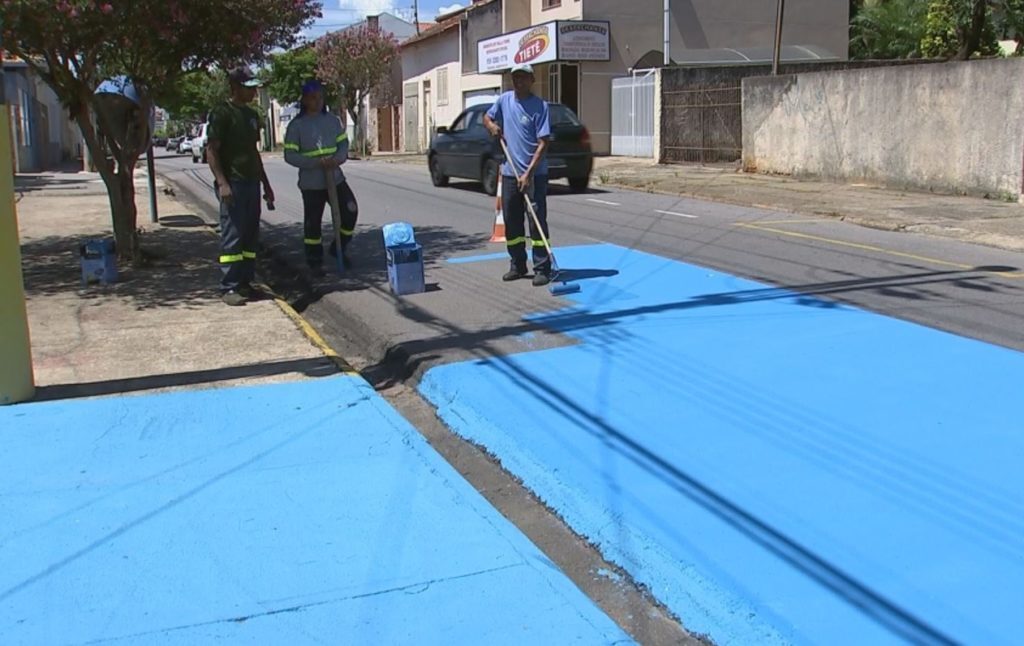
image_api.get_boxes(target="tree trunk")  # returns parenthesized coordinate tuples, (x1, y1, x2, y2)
(73, 105, 141, 265)
(956, 0, 989, 59)
(107, 160, 141, 264)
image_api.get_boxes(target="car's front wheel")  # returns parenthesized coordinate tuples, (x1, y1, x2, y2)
(569, 176, 590, 193)
(482, 158, 499, 196)
(429, 155, 449, 187)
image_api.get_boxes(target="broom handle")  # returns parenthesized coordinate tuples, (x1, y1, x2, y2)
(498, 138, 555, 262)
(325, 168, 344, 269)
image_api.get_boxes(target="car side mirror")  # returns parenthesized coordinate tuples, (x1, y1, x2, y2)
(436, 126, 449, 134)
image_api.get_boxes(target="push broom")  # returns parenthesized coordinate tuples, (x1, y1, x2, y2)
(325, 168, 345, 275)
(498, 138, 580, 296)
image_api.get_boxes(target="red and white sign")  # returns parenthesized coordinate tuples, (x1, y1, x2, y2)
(478, 23, 557, 73)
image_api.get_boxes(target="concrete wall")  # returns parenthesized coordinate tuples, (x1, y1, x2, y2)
(659, 59, 935, 164)
(743, 58, 1024, 199)
(402, 29, 463, 151)
(505, 0, 531, 32)
(532, 0, 582, 22)
(463, 0, 504, 74)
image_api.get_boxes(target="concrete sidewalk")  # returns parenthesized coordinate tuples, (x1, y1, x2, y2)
(2, 174, 632, 643)
(593, 157, 1024, 253)
(15, 170, 329, 396)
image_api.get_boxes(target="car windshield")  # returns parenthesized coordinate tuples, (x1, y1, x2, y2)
(550, 105, 581, 127)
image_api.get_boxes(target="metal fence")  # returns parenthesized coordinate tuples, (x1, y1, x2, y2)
(611, 71, 655, 157)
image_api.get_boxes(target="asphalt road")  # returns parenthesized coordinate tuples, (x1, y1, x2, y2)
(158, 152, 1024, 359)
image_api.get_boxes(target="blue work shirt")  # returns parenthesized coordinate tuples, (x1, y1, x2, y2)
(486, 91, 551, 178)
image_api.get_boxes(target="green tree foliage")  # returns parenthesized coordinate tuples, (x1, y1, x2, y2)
(921, 0, 1001, 58)
(161, 69, 228, 123)
(316, 25, 399, 156)
(851, 0, 929, 58)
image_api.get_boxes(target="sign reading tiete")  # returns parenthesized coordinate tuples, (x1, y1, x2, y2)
(477, 21, 610, 74)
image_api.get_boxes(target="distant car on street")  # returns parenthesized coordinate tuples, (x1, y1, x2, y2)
(152, 136, 168, 148)
(166, 137, 182, 152)
(179, 138, 193, 155)
(428, 102, 593, 196)
(191, 122, 209, 164)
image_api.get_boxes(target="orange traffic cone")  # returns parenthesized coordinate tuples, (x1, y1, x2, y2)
(489, 180, 506, 243)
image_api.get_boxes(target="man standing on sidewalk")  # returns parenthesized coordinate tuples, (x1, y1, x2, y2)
(484, 63, 552, 287)
(283, 79, 357, 276)
(207, 67, 275, 306)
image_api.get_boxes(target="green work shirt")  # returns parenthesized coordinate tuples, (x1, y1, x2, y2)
(208, 101, 262, 181)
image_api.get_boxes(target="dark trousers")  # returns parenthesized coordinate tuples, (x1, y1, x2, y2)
(502, 174, 550, 271)
(300, 181, 359, 266)
(218, 179, 261, 292)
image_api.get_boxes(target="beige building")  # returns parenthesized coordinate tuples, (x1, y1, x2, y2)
(400, 3, 505, 153)
(403, 0, 847, 155)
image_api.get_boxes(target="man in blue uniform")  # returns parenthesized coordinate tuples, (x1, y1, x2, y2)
(483, 63, 552, 287)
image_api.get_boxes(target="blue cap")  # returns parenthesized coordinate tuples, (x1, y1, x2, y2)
(301, 80, 323, 95)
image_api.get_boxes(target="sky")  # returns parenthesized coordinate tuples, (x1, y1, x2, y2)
(304, 0, 467, 40)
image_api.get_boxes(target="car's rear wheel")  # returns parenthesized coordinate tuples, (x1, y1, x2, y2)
(482, 158, 499, 196)
(429, 155, 449, 187)
(569, 176, 590, 193)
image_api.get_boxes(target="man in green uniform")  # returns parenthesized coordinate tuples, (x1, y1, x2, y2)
(207, 66, 275, 306)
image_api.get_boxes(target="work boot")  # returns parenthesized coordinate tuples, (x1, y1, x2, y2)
(237, 284, 267, 300)
(222, 290, 247, 306)
(503, 264, 528, 281)
(532, 271, 552, 287)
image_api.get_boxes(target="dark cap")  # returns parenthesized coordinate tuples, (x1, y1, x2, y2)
(301, 79, 324, 95)
(227, 66, 262, 88)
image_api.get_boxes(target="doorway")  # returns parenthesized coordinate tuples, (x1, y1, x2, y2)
(422, 80, 432, 151)
(547, 63, 580, 115)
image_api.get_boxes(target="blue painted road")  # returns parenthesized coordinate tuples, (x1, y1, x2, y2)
(423, 243, 1024, 645)
(0, 376, 631, 644)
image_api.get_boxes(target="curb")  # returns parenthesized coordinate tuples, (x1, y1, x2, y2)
(158, 171, 358, 376)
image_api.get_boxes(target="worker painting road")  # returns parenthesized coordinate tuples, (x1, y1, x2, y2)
(420, 243, 1024, 645)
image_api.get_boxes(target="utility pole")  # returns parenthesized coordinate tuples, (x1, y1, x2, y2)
(772, 0, 785, 75)
(663, 0, 670, 66)
(414, 0, 420, 34)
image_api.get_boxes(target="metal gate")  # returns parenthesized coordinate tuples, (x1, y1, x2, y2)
(611, 70, 655, 157)
(403, 82, 419, 153)
(660, 85, 742, 164)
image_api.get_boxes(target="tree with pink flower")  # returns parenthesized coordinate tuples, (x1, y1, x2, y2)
(315, 25, 399, 157)
(0, 0, 321, 264)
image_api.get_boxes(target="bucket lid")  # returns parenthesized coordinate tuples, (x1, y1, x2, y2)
(382, 222, 415, 247)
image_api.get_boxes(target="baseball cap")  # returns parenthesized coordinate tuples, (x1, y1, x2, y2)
(510, 63, 534, 75)
(301, 79, 324, 95)
(227, 66, 262, 88)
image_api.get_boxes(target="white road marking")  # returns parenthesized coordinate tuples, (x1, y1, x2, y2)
(655, 209, 698, 219)
(587, 198, 621, 206)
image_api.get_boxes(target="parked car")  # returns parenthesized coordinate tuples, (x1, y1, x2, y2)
(151, 136, 168, 148)
(166, 137, 181, 152)
(428, 102, 593, 196)
(191, 122, 209, 164)
(179, 138, 193, 155)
